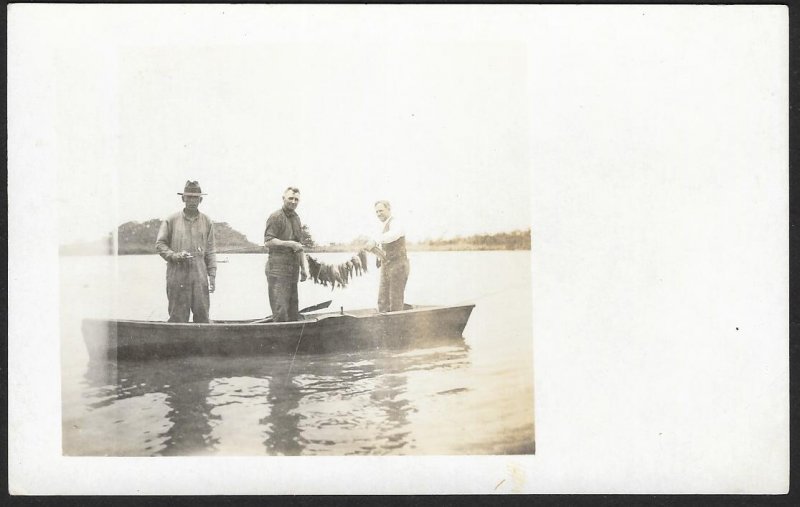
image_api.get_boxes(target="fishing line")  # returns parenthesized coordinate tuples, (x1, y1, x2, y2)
(287, 320, 307, 380)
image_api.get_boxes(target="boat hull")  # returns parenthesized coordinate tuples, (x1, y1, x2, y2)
(82, 305, 475, 360)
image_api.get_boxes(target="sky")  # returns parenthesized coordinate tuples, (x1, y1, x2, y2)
(42, 6, 530, 245)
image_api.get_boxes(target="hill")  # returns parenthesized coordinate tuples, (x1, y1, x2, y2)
(118, 219, 261, 254)
(60, 219, 261, 255)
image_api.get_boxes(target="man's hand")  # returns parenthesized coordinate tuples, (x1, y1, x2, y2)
(287, 240, 304, 253)
(171, 251, 193, 262)
(300, 270, 308, 282)
(209, 276, 216, 293)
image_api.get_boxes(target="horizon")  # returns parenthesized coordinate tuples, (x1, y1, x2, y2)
(59, 218, 532, 248)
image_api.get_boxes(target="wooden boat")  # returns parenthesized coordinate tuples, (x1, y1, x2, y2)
(82, 304, 475, 360)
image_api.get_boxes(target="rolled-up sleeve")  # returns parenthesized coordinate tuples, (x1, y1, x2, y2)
(379, 218, 405, 244)
(264, 213, 285, 244)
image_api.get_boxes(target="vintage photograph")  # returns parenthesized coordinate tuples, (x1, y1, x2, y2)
(55, 9, 534, 456)
(10, 4, 788, 495)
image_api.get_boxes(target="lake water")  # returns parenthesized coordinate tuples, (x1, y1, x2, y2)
(60, 251, 534, 456)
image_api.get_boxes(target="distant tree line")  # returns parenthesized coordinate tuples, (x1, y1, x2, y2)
(319, 229, 531, 252)
(415, 229, 531, 251)
(60, 220, 529, 255)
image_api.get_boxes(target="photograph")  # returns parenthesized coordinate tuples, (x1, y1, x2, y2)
(51, 9, 534, 457)
(8, 3, 788, 495)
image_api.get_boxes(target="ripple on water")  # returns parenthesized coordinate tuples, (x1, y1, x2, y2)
(62, 251, 534, 456)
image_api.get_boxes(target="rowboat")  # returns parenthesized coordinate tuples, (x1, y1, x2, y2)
(82, 304, 475, 360)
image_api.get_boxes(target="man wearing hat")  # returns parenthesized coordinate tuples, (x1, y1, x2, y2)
(155, 181, 218, 323)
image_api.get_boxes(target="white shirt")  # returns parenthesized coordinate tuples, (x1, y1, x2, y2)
(377, 216, 405, 245)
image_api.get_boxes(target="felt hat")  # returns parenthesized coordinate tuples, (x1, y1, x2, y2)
(178, 180, 206, 196)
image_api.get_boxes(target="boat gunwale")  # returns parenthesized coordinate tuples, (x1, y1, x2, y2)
(82, 304, 476, 327)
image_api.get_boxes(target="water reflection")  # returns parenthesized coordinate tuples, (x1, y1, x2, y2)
(260, 372, 304, 456)
(78, 344, 471, 456)
(292, 358, 415, 455)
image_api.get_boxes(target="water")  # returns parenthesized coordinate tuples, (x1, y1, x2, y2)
(60, 251, 534, 456)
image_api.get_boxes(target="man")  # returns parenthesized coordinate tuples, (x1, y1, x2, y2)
(264, 187, 309, 322)
(366, 200, 410, 312)
(155, 181, 217, 323)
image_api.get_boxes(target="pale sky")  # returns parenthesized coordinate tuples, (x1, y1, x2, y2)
(39, 6, 530, 245)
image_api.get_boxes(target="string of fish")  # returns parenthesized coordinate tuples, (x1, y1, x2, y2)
(306, 250, 370, 291)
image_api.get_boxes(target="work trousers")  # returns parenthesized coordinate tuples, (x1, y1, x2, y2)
(267, 275, 299, 322)
(166, 278, 210, 323)
(378, 257, 410, 313)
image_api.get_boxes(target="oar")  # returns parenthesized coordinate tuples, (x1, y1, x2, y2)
(250, 300, 332, 324)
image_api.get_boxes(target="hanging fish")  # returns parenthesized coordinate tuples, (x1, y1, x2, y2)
(351, 255, 362, 276)
(330, 264, 344, 291)
(338, 264, 349, 285)
(317, 263, 328, 287)
(307, 255, 322, 284)
(300, 250, 372, 292)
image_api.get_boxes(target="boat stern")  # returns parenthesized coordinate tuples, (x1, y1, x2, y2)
(82, 318, 118, 361)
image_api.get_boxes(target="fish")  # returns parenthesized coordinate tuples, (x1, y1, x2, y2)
(351, 255, 362, 276)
